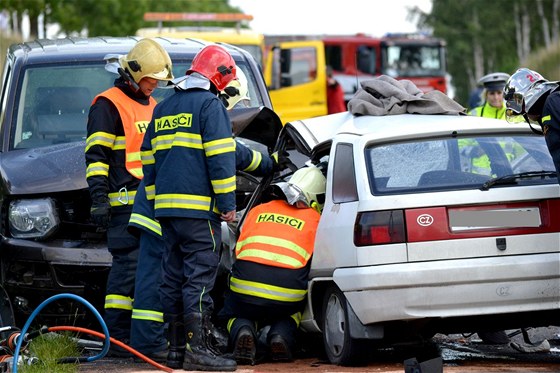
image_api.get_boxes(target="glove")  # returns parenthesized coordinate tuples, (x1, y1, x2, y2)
(271, 150, 291, 172)
(90, 201, 111, 229)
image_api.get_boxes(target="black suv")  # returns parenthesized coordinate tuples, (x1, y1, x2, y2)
(0, 36, 279, 327)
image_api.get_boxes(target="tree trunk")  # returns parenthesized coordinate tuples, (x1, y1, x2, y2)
(472, 9, 484, 81)
(521, 3, 531, 60)
(536, 0, 551, 48)
(513, 2, 523, 62)
(552, 0, 560, 44)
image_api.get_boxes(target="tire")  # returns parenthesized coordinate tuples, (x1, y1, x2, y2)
(321, 286, 369, 366)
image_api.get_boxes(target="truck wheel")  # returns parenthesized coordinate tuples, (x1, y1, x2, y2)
(0, 285, 15, 327)
(321, 286, 368, 366)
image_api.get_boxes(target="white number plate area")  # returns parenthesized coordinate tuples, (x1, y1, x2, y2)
(448, 208, 541, 231)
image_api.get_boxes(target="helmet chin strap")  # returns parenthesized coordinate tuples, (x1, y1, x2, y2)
(118, 67, 140, 92)
(523, 113, 544, 135)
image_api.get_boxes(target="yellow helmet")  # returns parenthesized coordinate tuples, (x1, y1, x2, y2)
(119, 38, 173, 84)
(219, 68, 250, 109)
(276, 165, 326, 213)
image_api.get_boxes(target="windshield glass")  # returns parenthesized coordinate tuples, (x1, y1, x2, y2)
(367, 135, 556, 194)
(381, 44, 444, 77)
(11, 60, 261, 150)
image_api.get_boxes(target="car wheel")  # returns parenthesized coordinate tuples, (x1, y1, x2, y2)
(0, 285, 15, 327)
(322, 286, 368, 366)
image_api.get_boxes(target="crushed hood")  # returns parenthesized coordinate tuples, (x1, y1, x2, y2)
(0, 142, 87, 195)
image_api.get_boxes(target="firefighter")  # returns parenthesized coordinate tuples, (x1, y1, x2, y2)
(128, 74, 277, 366)
(218, 164, 326, 365)
(469, 72, 510, 119)
(504, 67, 560, 183)
(84, 38, 173, 355)
(141, 44, 238, 372)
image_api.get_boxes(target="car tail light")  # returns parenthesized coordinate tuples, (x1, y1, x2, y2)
(354, 210, 406, 246)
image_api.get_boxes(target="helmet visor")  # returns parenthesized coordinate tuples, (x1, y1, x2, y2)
(276, 182, 310, 208)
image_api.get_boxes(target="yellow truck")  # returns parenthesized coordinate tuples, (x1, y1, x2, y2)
(138, 13, 328, 125)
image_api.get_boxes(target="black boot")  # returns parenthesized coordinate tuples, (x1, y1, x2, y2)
(183, 313, 237, 371)
(203, 313, 229, 354)
(165, 313, 185, 369)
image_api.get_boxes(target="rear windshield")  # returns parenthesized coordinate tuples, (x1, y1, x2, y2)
(367, 135, 556, 194)
(11, 60, 260, 150)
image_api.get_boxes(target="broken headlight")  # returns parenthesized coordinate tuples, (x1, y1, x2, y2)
(9, 198, 59, 239)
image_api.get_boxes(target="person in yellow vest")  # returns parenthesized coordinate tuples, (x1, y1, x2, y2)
(84, 38, 173, 356)
(464, 72, 518, 176)
(469, 72, 510, 119)
(218, 164, 326, 365)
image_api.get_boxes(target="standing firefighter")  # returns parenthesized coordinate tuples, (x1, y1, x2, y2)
(128, 73, 277, 365)
(219, 165, 326, 365)
(141, 44, 238, 371)
(504, 67, 560, 182)
(84, 38, 173, 354)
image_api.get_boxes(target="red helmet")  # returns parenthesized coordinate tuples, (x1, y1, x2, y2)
(187, 45, 237, 91)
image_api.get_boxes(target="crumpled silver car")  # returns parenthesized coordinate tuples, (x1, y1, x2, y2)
(225, 110, 560, 365)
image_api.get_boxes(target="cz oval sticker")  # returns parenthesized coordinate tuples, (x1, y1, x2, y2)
(417, 214, 434, 226)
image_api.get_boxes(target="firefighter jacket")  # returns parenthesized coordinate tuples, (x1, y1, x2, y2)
(129, 140, 273, 237)
(85, 79, 156, 212)
(141, 87, 236, 223)
(229, 200, 320, 312)
(542, 89, 560, 183)
(469, 101, 506, 119)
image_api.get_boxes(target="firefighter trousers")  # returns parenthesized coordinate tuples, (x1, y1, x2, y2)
(159, 217, 221, 315)
(130, 232, 167, 354)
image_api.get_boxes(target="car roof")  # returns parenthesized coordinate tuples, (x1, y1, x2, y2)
(8, 36, 246, 63)
(288, 112, 535, 152)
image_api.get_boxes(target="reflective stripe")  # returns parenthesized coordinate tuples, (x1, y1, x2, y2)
(113, 136, 126, 150)
(236, 235, 310, 268)
(211, 175, 236, 194)
(86, 161, 109, 178)
(173, 132, 203, 149)
(204, 138, 235, 157)
(152, 133, 203, 152)
(129, 168, 143, 178)
(155, 193, 211, 211)
(127, 151, 141, 162)
(542, 114, 551, 124)
(109, 189, 137, 206)
(230, 276, 306, 303)
(290, 312, 302, 327)
(244, 150, 262, 172)
(131, 308, 164, 323)
(141, 150, 155, 165)
(145, 185, 156, 200)
(105, 294, 133, 310)
(85, 131, 115, 152)
(129, 213, 162, 236)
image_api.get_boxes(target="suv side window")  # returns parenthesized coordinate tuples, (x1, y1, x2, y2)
(332, 143, 358, 203)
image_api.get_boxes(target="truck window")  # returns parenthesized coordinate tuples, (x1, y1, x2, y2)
(325, 45, 343, 72)
(356, 45, 376, 75)
(279, 47, 317, 87)
(382, 45, 444, 78)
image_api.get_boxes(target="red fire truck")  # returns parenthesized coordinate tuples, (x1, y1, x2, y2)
(323, 33, 448, 102)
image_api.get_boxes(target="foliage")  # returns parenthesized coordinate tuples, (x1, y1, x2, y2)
(19, 332, 80, 373)
(523, 41, 560, 80)
(419, 0, 559, 105)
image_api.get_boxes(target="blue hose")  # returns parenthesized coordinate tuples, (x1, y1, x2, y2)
(11, 293, 110, 373)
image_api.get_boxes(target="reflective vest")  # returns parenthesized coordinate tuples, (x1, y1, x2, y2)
(230, 200, 320, 308)
(94, 87, 156, 179)
(235, 200, 320, 269)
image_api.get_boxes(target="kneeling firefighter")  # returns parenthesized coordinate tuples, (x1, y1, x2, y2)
(218, 164, 326, 365)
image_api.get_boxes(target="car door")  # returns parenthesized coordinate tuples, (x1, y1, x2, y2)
(265, 40, 327, 125)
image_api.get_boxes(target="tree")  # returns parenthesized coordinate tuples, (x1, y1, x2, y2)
(419, 0, 559, 106)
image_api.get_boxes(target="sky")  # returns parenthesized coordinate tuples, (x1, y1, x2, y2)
(228, 0, 433, 37)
